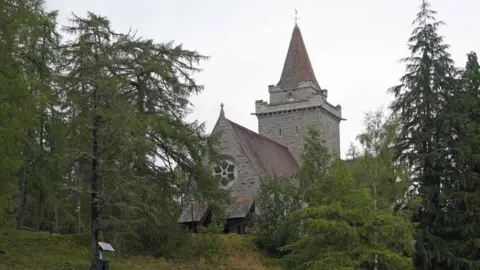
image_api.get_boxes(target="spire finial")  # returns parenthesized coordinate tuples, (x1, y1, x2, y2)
(220, 103, 225, 117)
(294, 9, 298, 26)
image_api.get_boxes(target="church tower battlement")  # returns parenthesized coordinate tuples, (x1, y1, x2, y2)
(252, 23, 344, 164)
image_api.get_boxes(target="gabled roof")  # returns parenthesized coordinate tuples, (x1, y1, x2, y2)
(225, 196, 254, 219)
(225, 118, 299, 177)
(178, 201, 209, 223)
(277, 24, 320, 89)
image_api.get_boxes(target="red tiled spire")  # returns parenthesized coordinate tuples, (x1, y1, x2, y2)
(277, 24, 320, 89)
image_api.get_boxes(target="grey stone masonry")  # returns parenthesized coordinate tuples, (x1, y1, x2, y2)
(253, 81, 343, 165)
(210, 116, 261, 198)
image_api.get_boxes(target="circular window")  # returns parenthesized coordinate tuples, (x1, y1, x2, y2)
(213, 160, 237, 188)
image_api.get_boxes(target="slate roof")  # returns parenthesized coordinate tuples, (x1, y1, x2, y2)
(226, 119, 299, 177)
(225, 196, 254, 219)
(277, 24, 320, 90)
(178, 201, 209, 223)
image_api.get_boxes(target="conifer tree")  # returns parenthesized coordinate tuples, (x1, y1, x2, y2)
(389, 0, 458, 268)
(60, 12, 224, 267)
(280, 127, 414, 270)
(438, 51, 480, 268)
(0, 0, 60, 228)
(281, 158, 414, 270)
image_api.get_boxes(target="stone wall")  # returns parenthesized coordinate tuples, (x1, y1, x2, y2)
(211, 118, 261, 198)
(257, 106, 341, 164)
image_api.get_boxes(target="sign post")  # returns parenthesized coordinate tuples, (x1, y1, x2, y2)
(96, 242, 115, 270)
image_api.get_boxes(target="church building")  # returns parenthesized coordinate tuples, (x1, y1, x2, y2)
(178, 22, 344, 234)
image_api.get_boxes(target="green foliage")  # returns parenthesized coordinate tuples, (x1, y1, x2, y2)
(199, 213, 226, 263)
(253, 176, 300, 254)
(432, 51, 480, 269)
(0, 0, 61, 230)
(388, 1, 480, 268)
(0, 1, 226, 268)
(299, 127, 332, 202)
(280, 158, 414, 270)
(353, 109, 413, 213)
(0, 229, 274, 270)
(56, 12, 226, 267)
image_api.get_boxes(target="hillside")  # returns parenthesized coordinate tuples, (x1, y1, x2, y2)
(0, 229, 280, 270)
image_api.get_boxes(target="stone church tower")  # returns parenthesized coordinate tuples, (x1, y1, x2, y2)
(253, 23, 343, 164)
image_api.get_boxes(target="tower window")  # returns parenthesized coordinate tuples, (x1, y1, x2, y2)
(284, 93, 296, 102)
(296, 126, 299, 134)
(279, 128, 282, 136)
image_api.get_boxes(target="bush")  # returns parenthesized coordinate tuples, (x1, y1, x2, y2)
(253, 176, 300, 256)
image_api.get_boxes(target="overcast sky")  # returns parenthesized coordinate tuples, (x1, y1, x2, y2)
(45, 0, 480, 157)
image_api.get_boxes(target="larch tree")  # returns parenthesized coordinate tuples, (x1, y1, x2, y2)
(0, 0, 60, 229)
(59, 12, 225, 267)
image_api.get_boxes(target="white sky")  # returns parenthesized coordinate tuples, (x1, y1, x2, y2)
(45, 0, 480, 158)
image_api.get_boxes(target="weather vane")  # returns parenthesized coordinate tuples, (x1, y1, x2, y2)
(294, 9, 298, 25)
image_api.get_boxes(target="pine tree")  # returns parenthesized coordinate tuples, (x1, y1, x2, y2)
(389, 0, 458, 268)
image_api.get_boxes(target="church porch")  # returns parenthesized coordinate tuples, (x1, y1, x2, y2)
(178, 196, 255, 235)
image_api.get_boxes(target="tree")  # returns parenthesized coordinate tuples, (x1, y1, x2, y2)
(0, 0, 61, 229)
(298, 127, 332, 204)
(437, 51, 480, 268)
(59, 12, 224, 267)
(253, 176, 300, 255)
(280, 158, 414, 270)
(388, 0, 458, 268)
(354, 109, 415, 269)
(274, 126, 414, 269)
(354, 109, 412, 212)
(346, 142, 361, 160)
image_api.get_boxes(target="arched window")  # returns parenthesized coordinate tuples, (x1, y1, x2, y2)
(296, 126, 299, 134)
(279, 128, 282, 136)
(213, 160, 237, 188)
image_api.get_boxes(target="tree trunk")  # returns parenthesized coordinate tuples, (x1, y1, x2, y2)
(90, 87, 100, 269)
(16, 164, 27, 229)
(54, 205, 59, 233)
(35, 190, 43, 231)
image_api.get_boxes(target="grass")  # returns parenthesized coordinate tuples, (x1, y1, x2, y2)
(0, 229, 281, 270)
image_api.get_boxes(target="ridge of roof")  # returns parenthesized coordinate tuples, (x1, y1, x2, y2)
(226, 119, 289, 150)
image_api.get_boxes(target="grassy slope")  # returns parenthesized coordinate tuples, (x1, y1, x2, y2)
(0, 229, 279, 270)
